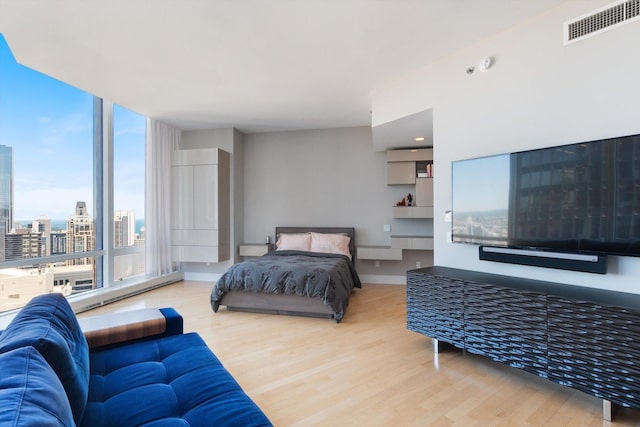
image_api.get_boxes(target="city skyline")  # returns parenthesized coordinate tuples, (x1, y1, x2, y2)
(0, 34, 145, 222)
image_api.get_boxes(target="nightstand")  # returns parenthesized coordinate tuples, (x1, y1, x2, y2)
(238, 243, 274, 257)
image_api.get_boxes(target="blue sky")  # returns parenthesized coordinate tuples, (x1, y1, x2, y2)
(0, 34, 145, 222)
(452, 153, 510, 214)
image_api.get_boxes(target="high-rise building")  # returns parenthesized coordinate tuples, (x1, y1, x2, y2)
(135, 226, 145, 246)
(0, 229, 4, 262)
(114, 210, 135, 247)
(51, 232, 67, 255)
(66, 201, 94, 265)
(32, 216, 52, 256)
(5, 228, 43, 260)
(0, 266, 55, 312)
(0, 145, 13, 235)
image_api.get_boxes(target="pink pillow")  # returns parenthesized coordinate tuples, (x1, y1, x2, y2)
(310, 232, 351, 259)
(276, 233, 311, 251)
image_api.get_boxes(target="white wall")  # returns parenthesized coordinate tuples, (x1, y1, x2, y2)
(372, 0, 640, 293)
(177, 126, 432, 281)
(243, 126, 433, 279)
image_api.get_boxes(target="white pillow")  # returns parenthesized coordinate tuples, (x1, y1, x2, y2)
(309, 232, 351, 259)
(276, 233, 311, 251)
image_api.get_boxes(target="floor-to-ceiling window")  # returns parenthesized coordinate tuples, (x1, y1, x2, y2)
(113, 105, 145, 282)
(0, 34, 155, 313)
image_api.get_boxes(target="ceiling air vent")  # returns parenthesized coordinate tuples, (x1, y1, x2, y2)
(564, 0, 640, 44)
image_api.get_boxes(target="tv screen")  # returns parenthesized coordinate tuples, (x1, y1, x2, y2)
(451, 134, 640, 257)
(451, 154, 510, 246)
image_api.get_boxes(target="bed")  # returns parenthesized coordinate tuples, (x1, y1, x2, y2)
(210, 227, 361, 322)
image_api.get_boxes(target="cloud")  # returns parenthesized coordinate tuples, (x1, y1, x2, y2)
(15, 169, 92, 192)
(14, 186, 93, 220)
(12, 106, 145, 221)
(38, 111, 92, 147)
(113, 189, 145, 217)
(114, 123, 145, 137)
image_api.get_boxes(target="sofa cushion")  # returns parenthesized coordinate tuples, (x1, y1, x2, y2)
(81, 332, 272, 427)
(0, 346, 75, 426)
(0, 293, 89, 424)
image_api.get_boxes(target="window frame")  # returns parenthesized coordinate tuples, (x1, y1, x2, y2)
(0, 35, 181, 318)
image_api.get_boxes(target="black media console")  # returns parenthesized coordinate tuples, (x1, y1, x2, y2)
(407, 266, 640, 421)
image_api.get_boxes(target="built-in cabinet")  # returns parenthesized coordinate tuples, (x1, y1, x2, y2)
(387, 161, 417, 185)
(408, 266, 640, 420)
(171, 148, 230, 263)
(387, 148, 433, 211)
(357, 148, 434, 261)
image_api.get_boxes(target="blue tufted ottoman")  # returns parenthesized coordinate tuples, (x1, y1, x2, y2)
(82, 332, 270, 426)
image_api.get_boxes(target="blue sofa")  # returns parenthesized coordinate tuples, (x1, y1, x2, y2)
(0, 293, 272, 426)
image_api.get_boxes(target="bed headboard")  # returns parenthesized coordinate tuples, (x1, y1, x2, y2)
(275, 227, 356, 261)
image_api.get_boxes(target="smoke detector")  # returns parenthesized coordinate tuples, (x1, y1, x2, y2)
(478, 56, 494, 72)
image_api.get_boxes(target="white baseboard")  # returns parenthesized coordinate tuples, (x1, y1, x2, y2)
(68, 271, 184, 313)
(358, 274, 406, 285)
(184, 272, 223, 282)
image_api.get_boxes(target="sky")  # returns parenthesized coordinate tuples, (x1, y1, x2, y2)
(451, 153, 511, 214)
(0, 34, 145, 222)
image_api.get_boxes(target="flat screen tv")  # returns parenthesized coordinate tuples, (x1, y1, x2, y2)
(451, 133, 640, 257)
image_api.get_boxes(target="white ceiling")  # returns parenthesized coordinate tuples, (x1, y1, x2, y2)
(0, 0, 568, 135)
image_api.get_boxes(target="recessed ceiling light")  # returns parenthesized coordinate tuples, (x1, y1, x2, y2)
(415, 137, 425, 142)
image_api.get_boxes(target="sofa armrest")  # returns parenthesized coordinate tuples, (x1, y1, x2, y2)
(78, 307, 183, 349)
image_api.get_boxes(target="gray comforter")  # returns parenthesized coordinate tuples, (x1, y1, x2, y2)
(210, 250, 361, 322)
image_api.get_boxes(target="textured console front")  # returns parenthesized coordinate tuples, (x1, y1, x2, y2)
(407, 272, 464, 348)
(548, 297, 640, 408)
(464, 282, 547, 377)
(407, 271, 429, 336)
(407, 266, 640, 411)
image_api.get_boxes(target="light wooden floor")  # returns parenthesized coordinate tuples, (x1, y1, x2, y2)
(79, 281, 640, 426)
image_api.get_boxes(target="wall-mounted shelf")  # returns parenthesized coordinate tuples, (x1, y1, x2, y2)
(380, 148, 435, 263)
(387, 148, 433, 185)
(386, 148, 432, 162)
(239, 243, 274, 258)
(356, 246, 403, 261)
(391, 236, 434, 250)
(357, 238, 434, 261)
(393, 206, 433, 219)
